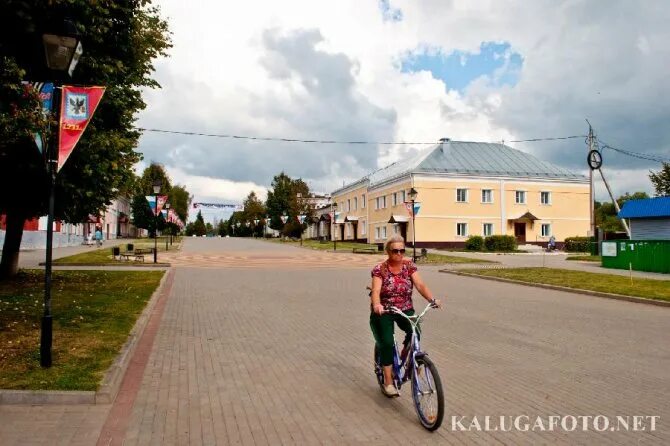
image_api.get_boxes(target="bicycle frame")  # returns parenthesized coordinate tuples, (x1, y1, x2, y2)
(387, 303, 435, 388)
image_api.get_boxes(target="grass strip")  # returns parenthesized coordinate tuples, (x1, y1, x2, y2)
(54, 241, 174, 264)
(0, 269, 164, 390)
(419, 253, 496, 264)
(566, 255, 601, 262)
(459, 267, 670, 301)
(267, 238, 377, 252)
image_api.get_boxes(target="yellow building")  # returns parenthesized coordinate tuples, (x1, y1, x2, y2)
(330, 139, 589, 248)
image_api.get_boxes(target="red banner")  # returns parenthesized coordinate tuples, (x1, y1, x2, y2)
(58, 85, 105, 172)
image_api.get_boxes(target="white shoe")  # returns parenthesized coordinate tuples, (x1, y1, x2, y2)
(383, 385, 399, 397)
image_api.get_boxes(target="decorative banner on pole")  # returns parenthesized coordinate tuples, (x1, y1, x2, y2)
(298, 215, 306, 224)
(404, 202, 422, 217)
(193, 202, 243, 211)
(254, 219, 259, 225)
(58, 85, 105, 172)
(160, 209, 168, 219)
(156, 195, 168, 215)
(22, 82, 55, 154)
(145, 196, 156, 213)
(280, 215, 288, 224)
(168, 209, 176, 223)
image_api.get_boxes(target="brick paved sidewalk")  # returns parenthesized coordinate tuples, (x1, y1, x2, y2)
(2, 238, 668, 445)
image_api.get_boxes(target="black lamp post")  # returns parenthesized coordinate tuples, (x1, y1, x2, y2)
(408, 187, 418, 262)
(41, 25, 83, 368)
(265, 215, 270, 238)
(152, 180, 161, 263)
(164, 202, 170, 251)
(296, 193, 303, 246)
(254, 219, 259, 238)
(331, 201, 338, 252)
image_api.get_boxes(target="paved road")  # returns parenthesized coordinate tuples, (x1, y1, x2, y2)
(1, 237, 668, 444)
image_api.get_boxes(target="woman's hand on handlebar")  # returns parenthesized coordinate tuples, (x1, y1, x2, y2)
(373, 303, 385, 315)
(430, 298, 443, 309)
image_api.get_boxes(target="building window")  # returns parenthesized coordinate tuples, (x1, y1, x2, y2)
(401, 190, 406, 203)
(361, 194, 366, 208)
(456, 188, 468, 202)
(347, 199, 351, 211)
(457, 223, 468, 237)
(393, 224, 399, 234)
(481, 189, 493, 203)
(353, 197, 358, 210)
(541, 191, 551, 205)
(382, 226, 387, 239)
(541, 223, 551, 237)
(382, 195, 387, 208)
(375, 227, 380, 239)
(483, 223, 493, 236)
(515, 190, 526, 204)
(361, 221, 366, 235)
(392, 192, 397, 206)
(375, 197, 380, 209)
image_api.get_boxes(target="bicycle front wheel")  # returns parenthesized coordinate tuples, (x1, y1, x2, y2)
(411, 356, 444, 431)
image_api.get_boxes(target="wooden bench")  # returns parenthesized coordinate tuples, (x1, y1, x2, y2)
(118, 252, 145, 262)
(352, 247, 379, 254)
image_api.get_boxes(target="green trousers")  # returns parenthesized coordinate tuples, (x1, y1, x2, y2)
(370, 309, 417, 366)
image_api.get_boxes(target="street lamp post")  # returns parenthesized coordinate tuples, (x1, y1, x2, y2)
(41, 25, 83, 368)
(265, 215, 270, 238)
(331, 202, 338, 252)
(296, 193, 303, 246)
(164, 202, 170, 251)
(408, 187, 418, 262)
(152, 180, 161, 263)
(253, 219, 259, 238)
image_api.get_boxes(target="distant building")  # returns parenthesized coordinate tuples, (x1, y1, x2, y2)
(330, 138, 589, 248)
(618, 196, 670, 239)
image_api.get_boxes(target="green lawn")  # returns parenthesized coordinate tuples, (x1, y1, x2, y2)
(566, 255, 602, 262)
(54, 240, 174, 264)
(0, 269, 164, 390)
(460, 267, 670, 301)
(268, 238, 377, 252)
(419, 253, 496, 264)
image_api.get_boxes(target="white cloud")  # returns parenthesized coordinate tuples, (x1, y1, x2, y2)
(136, 0, 670, 207)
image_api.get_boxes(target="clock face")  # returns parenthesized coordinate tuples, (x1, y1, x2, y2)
(588, 150, 603, 170)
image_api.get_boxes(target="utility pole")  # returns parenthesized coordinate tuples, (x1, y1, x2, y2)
(587, 120, 596, 241)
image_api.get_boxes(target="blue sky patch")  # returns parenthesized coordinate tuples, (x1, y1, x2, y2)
(379, 0, 403, 22)
(400, 41, 523, 92)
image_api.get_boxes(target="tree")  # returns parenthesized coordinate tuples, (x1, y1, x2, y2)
(192, 211, 206, 237)
(242, 191, 266, 237)
(649, 162, 670, 196)
(169, 185, 191, 223)
(217, 219, 228, 237)
(0, 1, 171, 278)
(264, 172, 311, 237)
(131, 163, 172, 236)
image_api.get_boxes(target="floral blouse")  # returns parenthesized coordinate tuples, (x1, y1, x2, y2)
(371, 260, 418, 311)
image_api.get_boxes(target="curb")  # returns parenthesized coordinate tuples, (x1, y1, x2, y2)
(0, 268, 173, 405)
(440, 269, 670, 307)
(40, 262, 171, 267)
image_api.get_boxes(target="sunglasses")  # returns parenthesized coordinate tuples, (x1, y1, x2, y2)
(390, 248, 406, 254)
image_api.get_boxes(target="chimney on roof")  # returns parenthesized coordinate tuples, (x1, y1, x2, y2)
(439, 137, 450, 153)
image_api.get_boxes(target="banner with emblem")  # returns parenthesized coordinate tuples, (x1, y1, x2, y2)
(58, 85, 105, 172)
(280, 215, 288, 224)
(404, 201, 421, 217)
(22, 82, 55, 154)
(156, 195, 168, 215)
(298, 215, 306, 224)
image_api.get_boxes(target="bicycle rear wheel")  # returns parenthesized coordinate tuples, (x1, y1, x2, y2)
(411, 356, 444, 431)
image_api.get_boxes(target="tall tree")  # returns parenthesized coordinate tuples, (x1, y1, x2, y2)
(649, 162, 670, 197)
(242, 191, 266, 236)
(131, 163, 172, 236)
(0, 1, 171, 278)
(169, 185, 191, 223)
(264, 172, 311, 237)
(192, 211, 206, 237)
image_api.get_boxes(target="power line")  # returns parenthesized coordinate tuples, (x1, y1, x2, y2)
(597, 138, 670, 163)
(136, 127, 586, 146)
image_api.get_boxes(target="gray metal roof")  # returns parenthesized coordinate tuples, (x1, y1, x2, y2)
(364, 140, 586, 188)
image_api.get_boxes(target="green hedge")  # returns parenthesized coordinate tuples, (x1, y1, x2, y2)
(465, 235, 484, 251)
(564, 236, 591, 252)
(484, 235, 517, 251)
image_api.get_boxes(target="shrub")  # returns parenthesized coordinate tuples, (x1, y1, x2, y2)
(465, 235, 484, 251)
(484, 235, 518, 251)
(564, 236, 591, 252)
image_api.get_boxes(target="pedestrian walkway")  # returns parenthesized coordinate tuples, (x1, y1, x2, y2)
(1, 238, 667, 445)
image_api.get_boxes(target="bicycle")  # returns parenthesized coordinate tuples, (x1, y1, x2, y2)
(373, 302, 445, 431)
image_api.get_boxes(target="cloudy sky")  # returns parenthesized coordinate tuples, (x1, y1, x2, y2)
(136, 0, 670, 222)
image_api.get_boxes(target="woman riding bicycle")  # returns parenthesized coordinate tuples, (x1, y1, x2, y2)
(369, 234, 442, 397)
